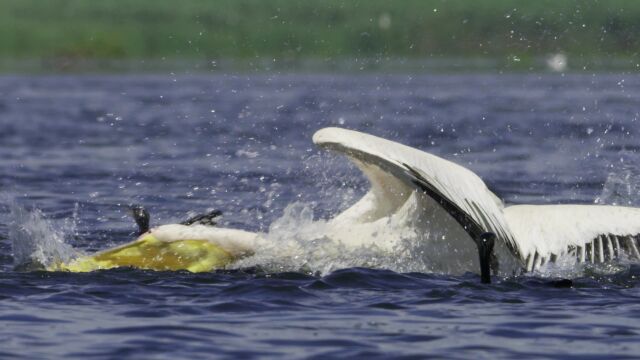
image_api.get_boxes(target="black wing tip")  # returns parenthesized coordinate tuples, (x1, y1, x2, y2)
(181, 209, 223, 226)
(129, 204, 150, 234)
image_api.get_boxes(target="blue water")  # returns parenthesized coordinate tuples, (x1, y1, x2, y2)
(1, 74, 640, 358)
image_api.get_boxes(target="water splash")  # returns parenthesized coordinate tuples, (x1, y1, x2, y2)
(233, 202, 344, 274)
(2, 195, 79, 270)
(595, 150, 640, 206)
(233, 202, 405, 275)
(231, 197, 472, 276)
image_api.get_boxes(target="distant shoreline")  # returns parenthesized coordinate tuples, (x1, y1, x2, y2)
(0, 56, 637, 75)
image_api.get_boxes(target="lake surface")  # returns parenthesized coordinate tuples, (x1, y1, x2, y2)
(1, 73, 640, 358)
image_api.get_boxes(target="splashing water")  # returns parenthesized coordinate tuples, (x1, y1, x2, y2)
(2, 196, 79, 270)
(232, 202, 386, 275)
(232, 196, 474, 276)
(595, 150, 640, 206)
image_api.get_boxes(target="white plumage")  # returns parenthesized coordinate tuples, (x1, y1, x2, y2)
(313, 127, 640, 273)
(150, 224, 259, 258)
(505, 205, 640, 270)
(139, 127, 640, 275)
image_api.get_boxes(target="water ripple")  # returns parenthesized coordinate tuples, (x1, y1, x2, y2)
(2, 74, 640, 358)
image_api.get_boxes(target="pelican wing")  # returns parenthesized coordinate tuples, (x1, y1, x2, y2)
(313, 127, 518, 252)
(505, 205, 640, 271)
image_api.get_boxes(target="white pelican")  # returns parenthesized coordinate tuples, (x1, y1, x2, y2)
(50, 127, 640, 282)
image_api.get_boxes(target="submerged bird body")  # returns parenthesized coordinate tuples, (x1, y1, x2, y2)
(47, 127, 640, 276)
(57, 225, 259, 273)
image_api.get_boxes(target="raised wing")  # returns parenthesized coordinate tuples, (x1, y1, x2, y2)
(505, 205, 640, 271)
(180, 210, 222, 226)
(313, 127, 519, 254)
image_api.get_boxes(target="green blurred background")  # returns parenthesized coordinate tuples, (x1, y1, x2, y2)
(1, 0, 638, 72)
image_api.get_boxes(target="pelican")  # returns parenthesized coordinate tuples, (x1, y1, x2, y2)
(49, 127, 640, 282)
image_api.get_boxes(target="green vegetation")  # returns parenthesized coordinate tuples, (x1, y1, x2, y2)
(0, 0, 639, 72)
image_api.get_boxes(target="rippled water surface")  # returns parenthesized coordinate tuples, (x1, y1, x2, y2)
(1, 74, 640, 358)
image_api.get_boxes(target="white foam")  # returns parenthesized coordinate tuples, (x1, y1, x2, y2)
(533, 250, 631, 278)
(231, 199, 462, 276)
(2, 195, 79, 269)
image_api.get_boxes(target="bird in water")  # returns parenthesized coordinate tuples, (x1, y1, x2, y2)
(42, 127, 640, 283)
